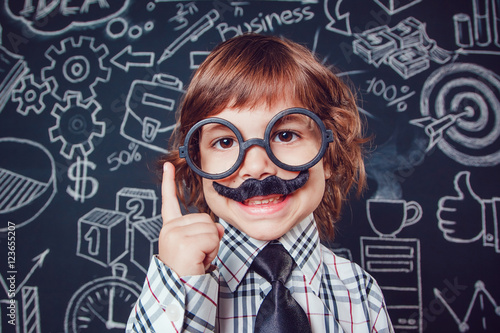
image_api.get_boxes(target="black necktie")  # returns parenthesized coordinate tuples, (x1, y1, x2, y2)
(251, 242, 312, 333)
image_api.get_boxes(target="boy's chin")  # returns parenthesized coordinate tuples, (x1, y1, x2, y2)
(242, 228, 287, 241)
(224, 217, 294, 241)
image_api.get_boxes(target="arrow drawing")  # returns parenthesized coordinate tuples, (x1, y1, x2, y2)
(410, 111, 469, 152)
(0, 249, 50, 296)
(324, 0, 352, 36)
(111, 46, 154, 72)
(18, 249, 50, 292)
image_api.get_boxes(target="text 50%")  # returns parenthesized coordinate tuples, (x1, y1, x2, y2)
(366, 77, 415, 112)
(107, 142, 142, 171)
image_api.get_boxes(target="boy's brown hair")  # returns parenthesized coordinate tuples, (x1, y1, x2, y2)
(160, 33, 367, 240)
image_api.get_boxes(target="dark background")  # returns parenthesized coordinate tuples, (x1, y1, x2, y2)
(0, 0, 499, 332)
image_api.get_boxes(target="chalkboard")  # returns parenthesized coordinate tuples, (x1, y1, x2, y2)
(0, 0, 499, 332)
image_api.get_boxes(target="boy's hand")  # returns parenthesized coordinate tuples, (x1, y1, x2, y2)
(158, 162, 224, 277)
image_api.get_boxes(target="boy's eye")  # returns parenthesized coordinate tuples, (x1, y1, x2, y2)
(214, 138, 237, 149)
(273, 131, 298, 143)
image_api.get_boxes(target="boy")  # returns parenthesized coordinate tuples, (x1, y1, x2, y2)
(127, 33, 393, 332)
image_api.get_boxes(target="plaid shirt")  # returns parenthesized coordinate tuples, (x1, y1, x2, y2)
(127, 214, 394, 332)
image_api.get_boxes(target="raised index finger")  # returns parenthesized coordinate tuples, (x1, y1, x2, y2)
(161, 162, 182, 223)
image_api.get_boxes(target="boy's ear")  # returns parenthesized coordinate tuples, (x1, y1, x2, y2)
(323, 162, 332, 179)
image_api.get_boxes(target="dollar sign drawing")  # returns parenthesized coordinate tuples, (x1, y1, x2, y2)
(66, 156, 99, 202)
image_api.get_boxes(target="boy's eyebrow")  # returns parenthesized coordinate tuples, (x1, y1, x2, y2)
(274, 114, 315, 129)
(200, 123, 237, 137)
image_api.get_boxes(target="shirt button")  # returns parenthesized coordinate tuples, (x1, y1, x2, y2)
(164, 304, 181, 322)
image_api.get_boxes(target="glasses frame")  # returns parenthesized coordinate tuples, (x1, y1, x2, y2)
(179, 107, 334, 180)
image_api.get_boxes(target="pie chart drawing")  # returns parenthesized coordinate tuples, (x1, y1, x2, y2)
(0, 137, 57, 231)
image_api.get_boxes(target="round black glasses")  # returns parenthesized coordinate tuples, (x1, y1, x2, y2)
(179, 108, 334, 180)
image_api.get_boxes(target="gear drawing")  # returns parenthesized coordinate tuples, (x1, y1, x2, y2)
(12, 74, 51, 115)
(42, 36, 111, 102)
(49, 96, 106, 160)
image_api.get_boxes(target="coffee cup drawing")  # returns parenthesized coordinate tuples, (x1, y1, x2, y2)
(367, 199, 422, 238)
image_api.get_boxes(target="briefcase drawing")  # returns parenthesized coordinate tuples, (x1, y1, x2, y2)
(120, 74, 184, 153)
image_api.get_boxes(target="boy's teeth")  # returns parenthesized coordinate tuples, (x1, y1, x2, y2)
(246, 196, 281, 205)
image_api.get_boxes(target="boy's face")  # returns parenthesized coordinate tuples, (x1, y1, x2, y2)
(201, 100, 330, 241)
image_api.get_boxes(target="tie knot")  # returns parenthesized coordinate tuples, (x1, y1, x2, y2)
(250, 243, 295, 283)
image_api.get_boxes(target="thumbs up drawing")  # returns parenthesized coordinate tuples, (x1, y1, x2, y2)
(437, 171, 485, 243)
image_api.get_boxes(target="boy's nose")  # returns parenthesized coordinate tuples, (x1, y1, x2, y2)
(239, 145, 276, 180)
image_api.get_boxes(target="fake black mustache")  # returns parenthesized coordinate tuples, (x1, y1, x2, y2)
(212, 170, 309, 203)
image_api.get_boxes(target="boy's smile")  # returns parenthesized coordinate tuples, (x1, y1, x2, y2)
(201, 100, 329, 241)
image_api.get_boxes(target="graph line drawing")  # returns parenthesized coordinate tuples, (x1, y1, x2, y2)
(434, 280, 500, 332)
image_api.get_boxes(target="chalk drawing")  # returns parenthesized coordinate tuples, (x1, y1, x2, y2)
(324, 0, 351, 36)
(106, 17, 128, 39)
(115, 187, 157, 223)
(120, 74, 184, 153)
(64, 263, 141, 332)
(0, 138, 57, 232)
(412, 63, 500, 166)
(76, 208, 128, 267)
(454, 14, 475, 48)
(158, 9, 220, 63)
(437, 171, 500, 253)
(453, 0, 500, 54)
(365, 76, 416, 112)
(0, 249, 49, 297)
(353, 17, 451, 79)
(189, 50, 210, 69)
(367, 198, 422, 238)
(131, 215, 162, 273)
(110, 46, 155, 72)
(11, 74, 50, 116)
(4, 0, 130, 35)
(434, 280, 500, 332)
(42, 36, 111, 102)
(472, 0, 492, 47)
(168, 2, 199, 30)
(215, 6, 315, 41)
(49, 96, 106, 160)
(361, 237, 423, 332)
(75, 186, 159, 272)
(21, 286, 41, 333)
(66, 156, 99, 203)
(494, 0, 500, 47)
(362, 196, 423, 332)
(0, 250, 48, 332)
(373, 0, 422, 15)
(107, 142, 142, 172)
(0, 43, 29, 114)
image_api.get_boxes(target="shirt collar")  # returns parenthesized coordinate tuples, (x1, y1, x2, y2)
(216, 214, 323, 294)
